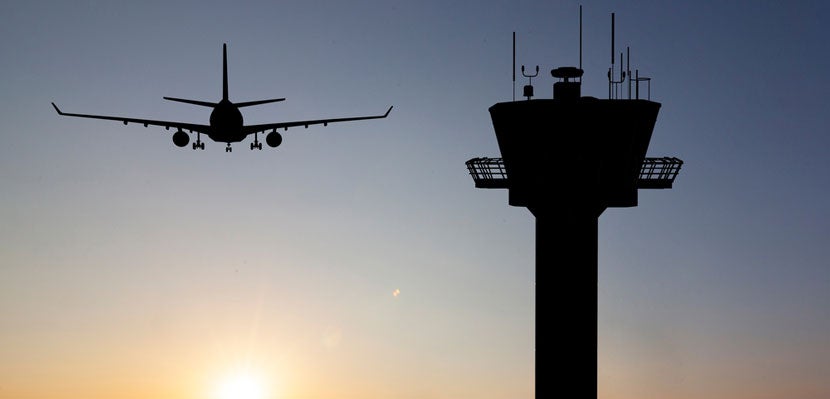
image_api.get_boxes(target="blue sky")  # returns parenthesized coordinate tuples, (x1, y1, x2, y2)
(2, 1, 829, 398)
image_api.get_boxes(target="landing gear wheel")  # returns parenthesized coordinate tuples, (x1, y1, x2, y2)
(225, 144, 232, 153)
(200, 142, 205, 150)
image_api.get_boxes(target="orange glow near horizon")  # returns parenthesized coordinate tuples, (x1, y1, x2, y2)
(212, 369, 267, 399)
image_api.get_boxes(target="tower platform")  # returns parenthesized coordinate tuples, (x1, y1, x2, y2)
(466, 155, 683, 190)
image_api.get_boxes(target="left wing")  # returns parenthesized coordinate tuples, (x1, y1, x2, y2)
(242, 106, 393, 136)
(52, 102, 211, 134)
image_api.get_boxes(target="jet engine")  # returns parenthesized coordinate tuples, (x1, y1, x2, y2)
(266, 131, 283, 148)
(172, 130, 189, 147)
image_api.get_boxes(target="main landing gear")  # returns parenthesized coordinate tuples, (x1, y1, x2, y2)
(192, 132, 205, 150)
(251, 132, 263, 150)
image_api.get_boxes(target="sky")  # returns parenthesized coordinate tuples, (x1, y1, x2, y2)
(2, 1, 830, 398)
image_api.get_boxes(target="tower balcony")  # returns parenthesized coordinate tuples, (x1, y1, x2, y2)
(465, 156, 683, 190)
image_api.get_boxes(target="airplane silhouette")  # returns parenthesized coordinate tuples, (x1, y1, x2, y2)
(52, 43, 392, 152)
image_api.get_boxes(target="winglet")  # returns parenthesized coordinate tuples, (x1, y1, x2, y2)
(51, 102, 65, 115)
(384, 105, 393, 117)
(222, 43, 228, 101)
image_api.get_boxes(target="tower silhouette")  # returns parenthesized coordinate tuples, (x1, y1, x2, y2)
(466, 10, 682, 399)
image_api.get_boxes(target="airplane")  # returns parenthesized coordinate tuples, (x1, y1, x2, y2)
(52, 43, 393, 152)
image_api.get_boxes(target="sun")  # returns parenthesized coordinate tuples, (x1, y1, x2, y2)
(213, 370, 267, 399)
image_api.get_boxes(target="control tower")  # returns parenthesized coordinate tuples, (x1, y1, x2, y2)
(465, 11, 683, 399)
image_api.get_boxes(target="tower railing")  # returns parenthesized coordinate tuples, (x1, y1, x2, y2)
(466, 156, 683, 189)
(636, 157, 683, 188)
(465, 157, 509, 188)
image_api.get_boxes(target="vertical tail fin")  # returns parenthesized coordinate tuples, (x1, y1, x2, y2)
(222, 43, 228, 101)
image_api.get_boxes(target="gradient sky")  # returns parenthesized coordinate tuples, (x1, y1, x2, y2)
(2, 1, 830, 398)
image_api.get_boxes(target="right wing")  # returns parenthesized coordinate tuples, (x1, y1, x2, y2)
(241, 106, 393, 136)
(52, 102, 211, 134)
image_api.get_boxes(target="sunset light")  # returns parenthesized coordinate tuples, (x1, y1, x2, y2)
(213, 370, 267, 399)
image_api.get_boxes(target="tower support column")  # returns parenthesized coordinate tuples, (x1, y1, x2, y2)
(533, 208, 598, 399)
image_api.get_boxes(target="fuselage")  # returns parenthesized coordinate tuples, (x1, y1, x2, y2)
(208, 99, 244, 143)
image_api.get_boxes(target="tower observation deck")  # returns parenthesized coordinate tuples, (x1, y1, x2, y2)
(465, 12, 683, 399)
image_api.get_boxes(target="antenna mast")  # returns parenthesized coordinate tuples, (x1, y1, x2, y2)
(627, 46, 631, 99)
(607, 13, 626, 99)
(513, 32, 516, 102)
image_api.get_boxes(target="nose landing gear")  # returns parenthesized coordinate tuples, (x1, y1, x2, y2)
(225, 143, 233, 152)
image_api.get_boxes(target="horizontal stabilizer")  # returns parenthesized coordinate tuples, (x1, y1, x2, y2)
(236, 98, 286, 108)
(163, 97, 217, 107)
